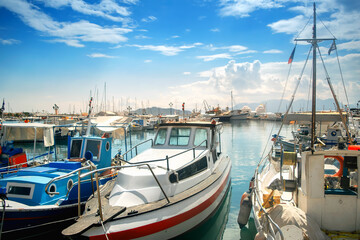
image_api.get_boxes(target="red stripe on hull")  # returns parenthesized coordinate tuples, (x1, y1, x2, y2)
(90, 167, 231, 240)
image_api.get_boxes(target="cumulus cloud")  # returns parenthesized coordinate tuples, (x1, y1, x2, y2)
(158, 52, 360, 110)
(0, 0, 132, 47)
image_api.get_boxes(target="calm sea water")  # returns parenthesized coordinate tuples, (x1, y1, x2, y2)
(12, 120, 295, 240)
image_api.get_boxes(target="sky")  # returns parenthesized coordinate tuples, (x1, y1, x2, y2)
(0, 0, 359, 114)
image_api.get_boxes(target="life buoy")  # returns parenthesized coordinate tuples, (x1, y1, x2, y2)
(325, 155, 344, 177)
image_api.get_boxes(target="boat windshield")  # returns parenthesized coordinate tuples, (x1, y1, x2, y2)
(194, 128, 208, 147)
(154, 128, 167, 145)
(169, 128, 191, 146)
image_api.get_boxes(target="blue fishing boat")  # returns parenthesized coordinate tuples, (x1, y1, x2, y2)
(0, 133, 117, 238)
(0, 98, 123, 239)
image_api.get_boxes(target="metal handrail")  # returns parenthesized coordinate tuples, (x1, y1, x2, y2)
(44, 161, 95, 195)
(122, 138, 153, 157)
(77, 162, 171, 220)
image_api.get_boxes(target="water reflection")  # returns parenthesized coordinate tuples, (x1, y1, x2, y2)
(174, 185, 232, 240)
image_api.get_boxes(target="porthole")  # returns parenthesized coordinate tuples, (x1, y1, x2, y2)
(105, 142, 110, 151)
(67, 179, 74, 191)
(49, 184, 56, 197)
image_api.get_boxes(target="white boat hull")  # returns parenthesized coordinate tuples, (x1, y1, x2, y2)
(82, 159, 231, 239)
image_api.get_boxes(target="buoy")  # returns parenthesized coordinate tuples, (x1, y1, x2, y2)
(238, 190, 252, 229)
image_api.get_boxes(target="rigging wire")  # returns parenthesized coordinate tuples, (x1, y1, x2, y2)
(275, 46, 313, 139)
(316, 46, 353, 144)
(306, 64, 313, 112)
(258, 45, 312, 164)
(317, 14, 337, 39)
(295, 15, 312, 39)
(334, 41, 356, 130)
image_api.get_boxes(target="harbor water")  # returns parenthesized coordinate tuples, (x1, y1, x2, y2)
(12, 120, 295, 240)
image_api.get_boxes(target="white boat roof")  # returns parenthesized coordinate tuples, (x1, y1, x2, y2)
(2, 122, 55, 128)
(127, 148, 207, 171)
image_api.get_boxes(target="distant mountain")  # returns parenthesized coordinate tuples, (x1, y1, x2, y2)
(234, 98, 354, 113)
(133, 107, 191, 116)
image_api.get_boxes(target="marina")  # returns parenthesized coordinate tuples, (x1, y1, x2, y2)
(0, 119, 295, 239)
(1, 1, 360, 239)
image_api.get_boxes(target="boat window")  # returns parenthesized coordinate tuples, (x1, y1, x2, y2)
(194, 128, 207, 147)
(154, 128, 167, 145)
(85, 140, 101, 161)
(169, 156, 208, 183)
(70, 139, 82, 158)
(8, 186, 31, 195)
(6, 182, 35, 199)
(169, 128, 191, 146)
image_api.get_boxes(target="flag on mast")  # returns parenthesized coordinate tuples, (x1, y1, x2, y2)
(328, 40, 336, 55)
(288, 46, 296, 64)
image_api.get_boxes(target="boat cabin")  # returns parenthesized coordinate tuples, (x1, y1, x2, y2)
(298, 150, 360, 232)
(67, 136, 112, 169)
(109, 121, 224, 207)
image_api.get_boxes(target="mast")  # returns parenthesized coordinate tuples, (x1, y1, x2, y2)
(295, 3, 335, 150)
(311, 2, 317, 149)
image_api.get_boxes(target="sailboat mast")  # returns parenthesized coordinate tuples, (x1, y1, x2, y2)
(311, 2, 317, 149)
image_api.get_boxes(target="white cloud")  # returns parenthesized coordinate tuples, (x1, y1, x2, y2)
(211, 28, 220, 32)
(209, 44, 248, 52)
(38, 0, 131, 22)
(197, 53, 232, 62)
(128, 43, 202, 56)
(219, 0, 283, 18)
(263, 49, 283, 54)
(141, 16, 157, 23)
(51, 38, 84, 47)
(144, 59, 152, 63)
(0, 38, 20, 45)
(87, 53, 116, 58)
(183, 72, 191, 75)
(337, 41, 360, 51)
(268, 15, 306, 35)
(0, 0, 132, 47)
(267, 2, 360, 41)
(158, 52, 360, 110)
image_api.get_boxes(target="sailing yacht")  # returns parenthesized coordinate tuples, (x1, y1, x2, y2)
(239, 3, 360, 240)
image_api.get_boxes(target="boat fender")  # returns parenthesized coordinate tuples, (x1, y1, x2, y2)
(325, 155, 344, 177)
(238, 190, 252, 229)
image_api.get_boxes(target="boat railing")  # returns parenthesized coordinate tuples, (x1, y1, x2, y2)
(253, 150, 284, 240)
(121, 138, 154, 159)
(77, 163, 171, 221)
(121, 139, 208, 171)
(44, 160, 99, 217)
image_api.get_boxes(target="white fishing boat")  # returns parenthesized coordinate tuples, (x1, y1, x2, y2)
(238, 3, 360, 240)
(62, 120, 231, 239)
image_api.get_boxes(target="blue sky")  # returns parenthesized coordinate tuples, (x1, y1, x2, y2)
(0, 0, 359, 113)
